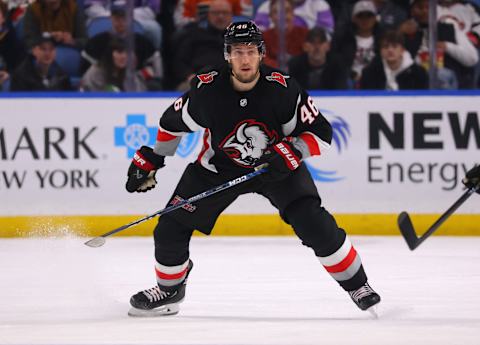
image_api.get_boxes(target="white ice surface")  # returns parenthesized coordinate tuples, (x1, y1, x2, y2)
(1, 236, 479, 345)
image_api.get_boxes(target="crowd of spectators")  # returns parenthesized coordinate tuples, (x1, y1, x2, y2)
(1, 0, 480, 92)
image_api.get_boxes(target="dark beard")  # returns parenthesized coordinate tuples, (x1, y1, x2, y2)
(232, 69, 260, 84)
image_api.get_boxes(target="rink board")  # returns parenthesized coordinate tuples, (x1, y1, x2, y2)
(0, 92, 479, 236)
(0, 214, 479, 237)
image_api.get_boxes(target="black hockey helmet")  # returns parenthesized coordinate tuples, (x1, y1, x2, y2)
(223, 21, 266, 60)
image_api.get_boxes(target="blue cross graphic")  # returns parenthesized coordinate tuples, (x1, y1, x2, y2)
(114, 114, 157, 158)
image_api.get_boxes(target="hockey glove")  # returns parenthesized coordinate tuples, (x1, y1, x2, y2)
(257, 140, 302, 182)
(126, 146, 165, 193)
(462, 165, 480, 194)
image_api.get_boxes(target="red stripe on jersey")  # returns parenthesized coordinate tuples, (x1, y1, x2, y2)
(155, 266, 188, 280)
(196, 129, 210, 163)
(324, 246, 357, 273)
(299, 133, 321, 156)
(157, 128, 177, 142)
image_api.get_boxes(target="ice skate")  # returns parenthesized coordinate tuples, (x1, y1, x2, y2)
(128, 260, 193, 317)
(348, 282, 381, 317)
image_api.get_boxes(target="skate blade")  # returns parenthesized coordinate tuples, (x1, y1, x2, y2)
(128, 304, 180, 317)
(367, 305, 379, 319)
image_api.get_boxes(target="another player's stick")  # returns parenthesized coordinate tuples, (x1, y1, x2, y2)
(397, 185, 478, 251)
(84, 165, 267, 248)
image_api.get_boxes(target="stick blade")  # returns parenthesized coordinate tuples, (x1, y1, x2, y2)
(84, 236, 106, 248)
(397, 211, 419, 251)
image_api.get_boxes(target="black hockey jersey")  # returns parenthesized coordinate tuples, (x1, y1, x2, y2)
(155, 64, 332, 174)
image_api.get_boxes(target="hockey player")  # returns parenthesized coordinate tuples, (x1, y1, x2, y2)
(125, 21, 381, 317)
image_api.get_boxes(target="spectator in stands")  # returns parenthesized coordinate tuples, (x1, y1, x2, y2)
(0, 55, 9, 91)
(262, 0, 308, 68)
(22, 0, 87, 49)
(328, 0, 406, 37)
(437, 0, 480, 87)
(399, 0, 478, 89)
(7, 0, 34, 24)
(84, 0, 163, 50)
(372, 0, 407, 31)
(326, 0, 355, 36)
(174, 0, 252, 28)
(360, 30, 428, 90)
(173, 0, 232, 90)
(331, 0, 382, 88)
(81, 37, 147, 91)
(437, 0, 480, 46)
(10, 32, 72, 91)
(83, 0, 109, 20)
(254, 0, 334, 33)
(288, 26, 348, 89)
(82, 3, 163, 89)
(0, 0, 24, 74)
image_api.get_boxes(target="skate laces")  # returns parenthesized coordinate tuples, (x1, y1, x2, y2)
(349, 283, 375, 302)
(142, 286, 168, 302)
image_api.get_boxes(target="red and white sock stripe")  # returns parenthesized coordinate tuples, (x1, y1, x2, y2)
(317, 237, 362, 282)
(155, 260, 190, 287)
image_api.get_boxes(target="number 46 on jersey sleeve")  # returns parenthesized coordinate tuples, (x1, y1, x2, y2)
(300, 96, 320, 124)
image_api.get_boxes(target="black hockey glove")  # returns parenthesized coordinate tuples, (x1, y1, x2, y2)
(126, 146, 165, 193)
(257, 141, 302, 182)
(462, 165, 480, 194)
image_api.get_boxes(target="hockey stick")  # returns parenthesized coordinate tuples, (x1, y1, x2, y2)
(84, 165, 267, 248)
(397, 185, 479, 251)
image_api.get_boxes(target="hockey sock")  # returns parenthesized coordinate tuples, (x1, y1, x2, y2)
(317, 236, 367, 291)
(155, 259, 190, 291)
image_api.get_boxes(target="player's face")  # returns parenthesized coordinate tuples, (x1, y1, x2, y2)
(228, 44, 262, 83)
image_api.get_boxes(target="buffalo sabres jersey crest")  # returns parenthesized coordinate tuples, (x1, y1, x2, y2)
(155, 64, 332, 174)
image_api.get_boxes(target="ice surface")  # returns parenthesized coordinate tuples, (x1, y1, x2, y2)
(0, 236, 479, 345)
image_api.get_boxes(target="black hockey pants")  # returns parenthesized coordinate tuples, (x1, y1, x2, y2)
(153, 162, 367, 291)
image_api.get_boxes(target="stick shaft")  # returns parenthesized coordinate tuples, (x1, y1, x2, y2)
(89, 167, 266, 242)
(399, 186, 477, 250)
(414, 187, 476, 247)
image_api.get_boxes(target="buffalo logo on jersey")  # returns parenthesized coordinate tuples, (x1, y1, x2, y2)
(196, 71, 218, 88)
(219, 119, 278, 167)
(265, 72, 290, 87)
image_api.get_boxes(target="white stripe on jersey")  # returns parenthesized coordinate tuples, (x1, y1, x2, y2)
(182, 99, 204, 132)
(200, 129, 218, 173)
(281, 94, 301, 136)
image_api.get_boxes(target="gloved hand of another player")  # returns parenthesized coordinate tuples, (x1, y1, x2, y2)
(256, 140, 302, 182)
(126, 146, 165, 193)
(462, 165, 480, 194)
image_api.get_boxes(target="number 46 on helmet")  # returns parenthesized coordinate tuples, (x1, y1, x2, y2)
(223, 21, 266, 60)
